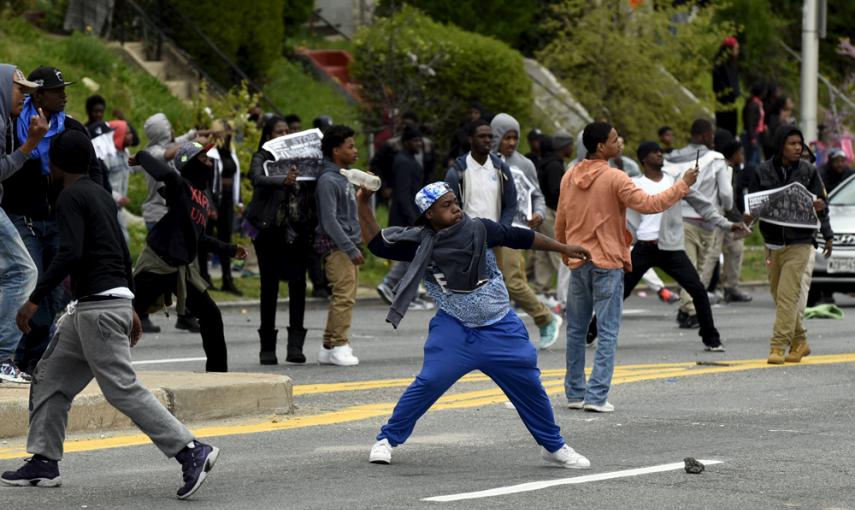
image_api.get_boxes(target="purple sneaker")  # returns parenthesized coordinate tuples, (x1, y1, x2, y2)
(175, 441, 219, 500)
(1, 456, 61, 487)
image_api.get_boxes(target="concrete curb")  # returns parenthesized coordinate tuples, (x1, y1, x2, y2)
(0, 371, 293, 439)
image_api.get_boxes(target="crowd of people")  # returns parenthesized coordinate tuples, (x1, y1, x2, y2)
(0, 54, 846, 497)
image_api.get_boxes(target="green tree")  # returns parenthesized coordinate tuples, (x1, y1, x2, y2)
(537, 0, 732, 147)
(376, 0, 539, 49)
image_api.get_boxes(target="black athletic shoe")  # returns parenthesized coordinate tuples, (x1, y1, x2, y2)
(723, 288, 753, 303)
(175, 441, 219, 500)
(586, 318, 598, 346)
(1, 456, 61, 487)
(676, 310, 688, 324)
(175, 314, 201, 333)
(141, 316, 161, 334)
(678, 314, 700, 329)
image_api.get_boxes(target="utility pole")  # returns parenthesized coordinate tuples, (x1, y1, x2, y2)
(800, 0, 819, 143)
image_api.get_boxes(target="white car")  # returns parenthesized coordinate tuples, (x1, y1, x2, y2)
(809, 173, 855, 305)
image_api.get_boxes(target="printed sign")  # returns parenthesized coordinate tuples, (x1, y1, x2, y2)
(261, 128, 324, 181)
(744, 182, 820, 229)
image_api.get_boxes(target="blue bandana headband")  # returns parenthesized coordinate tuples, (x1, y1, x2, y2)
(17, 96, 66, 175)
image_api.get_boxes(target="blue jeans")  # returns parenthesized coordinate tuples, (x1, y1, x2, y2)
(0, 209, 37, 361)
(8, 214, 71, 372)
(564, 263, 624, 406)
(378, 309, 565, 453)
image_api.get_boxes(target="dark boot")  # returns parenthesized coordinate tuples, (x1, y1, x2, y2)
(259, 329, 278, 365)
(220, 275, 243, 296)
(286, 327, 307, 364)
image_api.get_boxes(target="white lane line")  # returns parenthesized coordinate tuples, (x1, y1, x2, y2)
(422, 459, 723, 502)
(623, 309, 648, 315)
(131, 357, 207, 365)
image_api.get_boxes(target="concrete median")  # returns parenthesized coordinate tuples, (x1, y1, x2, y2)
(0, 371, 293, 439)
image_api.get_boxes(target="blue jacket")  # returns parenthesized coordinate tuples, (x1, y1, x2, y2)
(444, 153, 517, 226)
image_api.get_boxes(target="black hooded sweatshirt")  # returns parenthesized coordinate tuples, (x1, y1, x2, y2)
(747, 125, 833, 247)
(138, 151, 235, 266)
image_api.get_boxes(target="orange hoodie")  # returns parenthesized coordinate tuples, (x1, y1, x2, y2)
(555, 159, 689, 271)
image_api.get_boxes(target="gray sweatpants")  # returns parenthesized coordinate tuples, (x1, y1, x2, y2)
(27, 299, 194, 461)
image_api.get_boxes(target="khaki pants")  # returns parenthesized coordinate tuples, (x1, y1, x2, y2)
(531, 209, 562, 294)
(679, 222, 718, 316)
(720, 230, 745, 290)
(323, 249, 358, 348)
(797, 248, 817, 313)
(498, 247, 553, 327)
(768, 244, 813, 349)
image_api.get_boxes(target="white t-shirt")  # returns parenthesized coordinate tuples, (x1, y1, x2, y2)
(462, 153, 501, 222)
(635, 174, 673, 241)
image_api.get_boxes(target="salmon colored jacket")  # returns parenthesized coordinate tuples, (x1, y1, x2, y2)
(555, 159, 689, 272)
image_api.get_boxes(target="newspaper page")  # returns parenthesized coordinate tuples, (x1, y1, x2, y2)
(261, 128, 324, 181)
(508, 164, 535, 228)
(743, 182, 820, 229)
(91, 131, 117, 161)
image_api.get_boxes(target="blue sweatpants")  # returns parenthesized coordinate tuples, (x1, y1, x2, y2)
(377, 309, 565, 453)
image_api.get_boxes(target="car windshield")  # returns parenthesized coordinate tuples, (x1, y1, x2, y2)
(829, 176, 855, 205)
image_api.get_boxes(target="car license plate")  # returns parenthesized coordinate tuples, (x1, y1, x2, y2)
(827, 256, 855, 274)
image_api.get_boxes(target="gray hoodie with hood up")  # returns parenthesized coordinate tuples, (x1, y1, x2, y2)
(140, 113, 196, 224)
(490, 113, 545, 228)
(0, 64, 29, 203)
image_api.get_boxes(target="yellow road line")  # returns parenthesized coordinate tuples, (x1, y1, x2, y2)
(0, 353, 853, 460)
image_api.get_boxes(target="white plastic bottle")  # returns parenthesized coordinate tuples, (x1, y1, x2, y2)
(340, 168, 381, 191)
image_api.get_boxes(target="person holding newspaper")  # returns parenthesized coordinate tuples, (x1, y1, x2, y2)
(744, 125, 833, 365)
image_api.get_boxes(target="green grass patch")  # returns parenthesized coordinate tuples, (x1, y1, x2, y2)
(0, 16, 194, 140)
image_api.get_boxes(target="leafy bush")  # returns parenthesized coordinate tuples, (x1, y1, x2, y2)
(376, 0, 539, 50)
(538, 1, 732, 148)
(351, 5, 532, 151)
(282, 0, 314, 32)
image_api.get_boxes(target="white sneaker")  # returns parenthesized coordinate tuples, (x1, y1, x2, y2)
(542, 444, 591, 469)
(583, 401, 614, 413)
(318, 346, 332, 365)
(567, 401, 584, 410)
(376, 283, 395, 305)
(328, 344, 359, 366)
(538, 313, 563, 350)
(369, 439, 392, 464)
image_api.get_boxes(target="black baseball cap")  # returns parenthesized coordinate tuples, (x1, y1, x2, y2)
(27, 66, 74, 90)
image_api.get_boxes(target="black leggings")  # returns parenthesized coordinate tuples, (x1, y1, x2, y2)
(625, 243, 720, 345)
(253, 227, 309, 333)
(133, 271, 228, 371)
(198, 191, 235, 281)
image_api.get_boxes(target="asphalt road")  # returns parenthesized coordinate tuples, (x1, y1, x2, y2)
(1, 289, 854, 509)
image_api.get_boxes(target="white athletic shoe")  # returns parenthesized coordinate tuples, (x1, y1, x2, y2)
(318, 346, 331, 365)
(567, 401, 585, 410)
(542, 444, 590, 469)
(369, 439, 392, 464)
(328, 344, 359, 366)
(538, 313, 563, 350)
(583, 401, 614, 413)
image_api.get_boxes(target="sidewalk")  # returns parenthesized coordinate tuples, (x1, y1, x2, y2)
(0, 371, 293, 439)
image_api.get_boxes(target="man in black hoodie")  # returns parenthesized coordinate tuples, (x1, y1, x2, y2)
(745, 125, 833, 365)
(132, 142, 247, 372)
(4, 130, 219, 500)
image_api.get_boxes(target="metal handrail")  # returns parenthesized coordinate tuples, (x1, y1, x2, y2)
(111, 0, 283, 116)
(777, 40, 855, 112)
